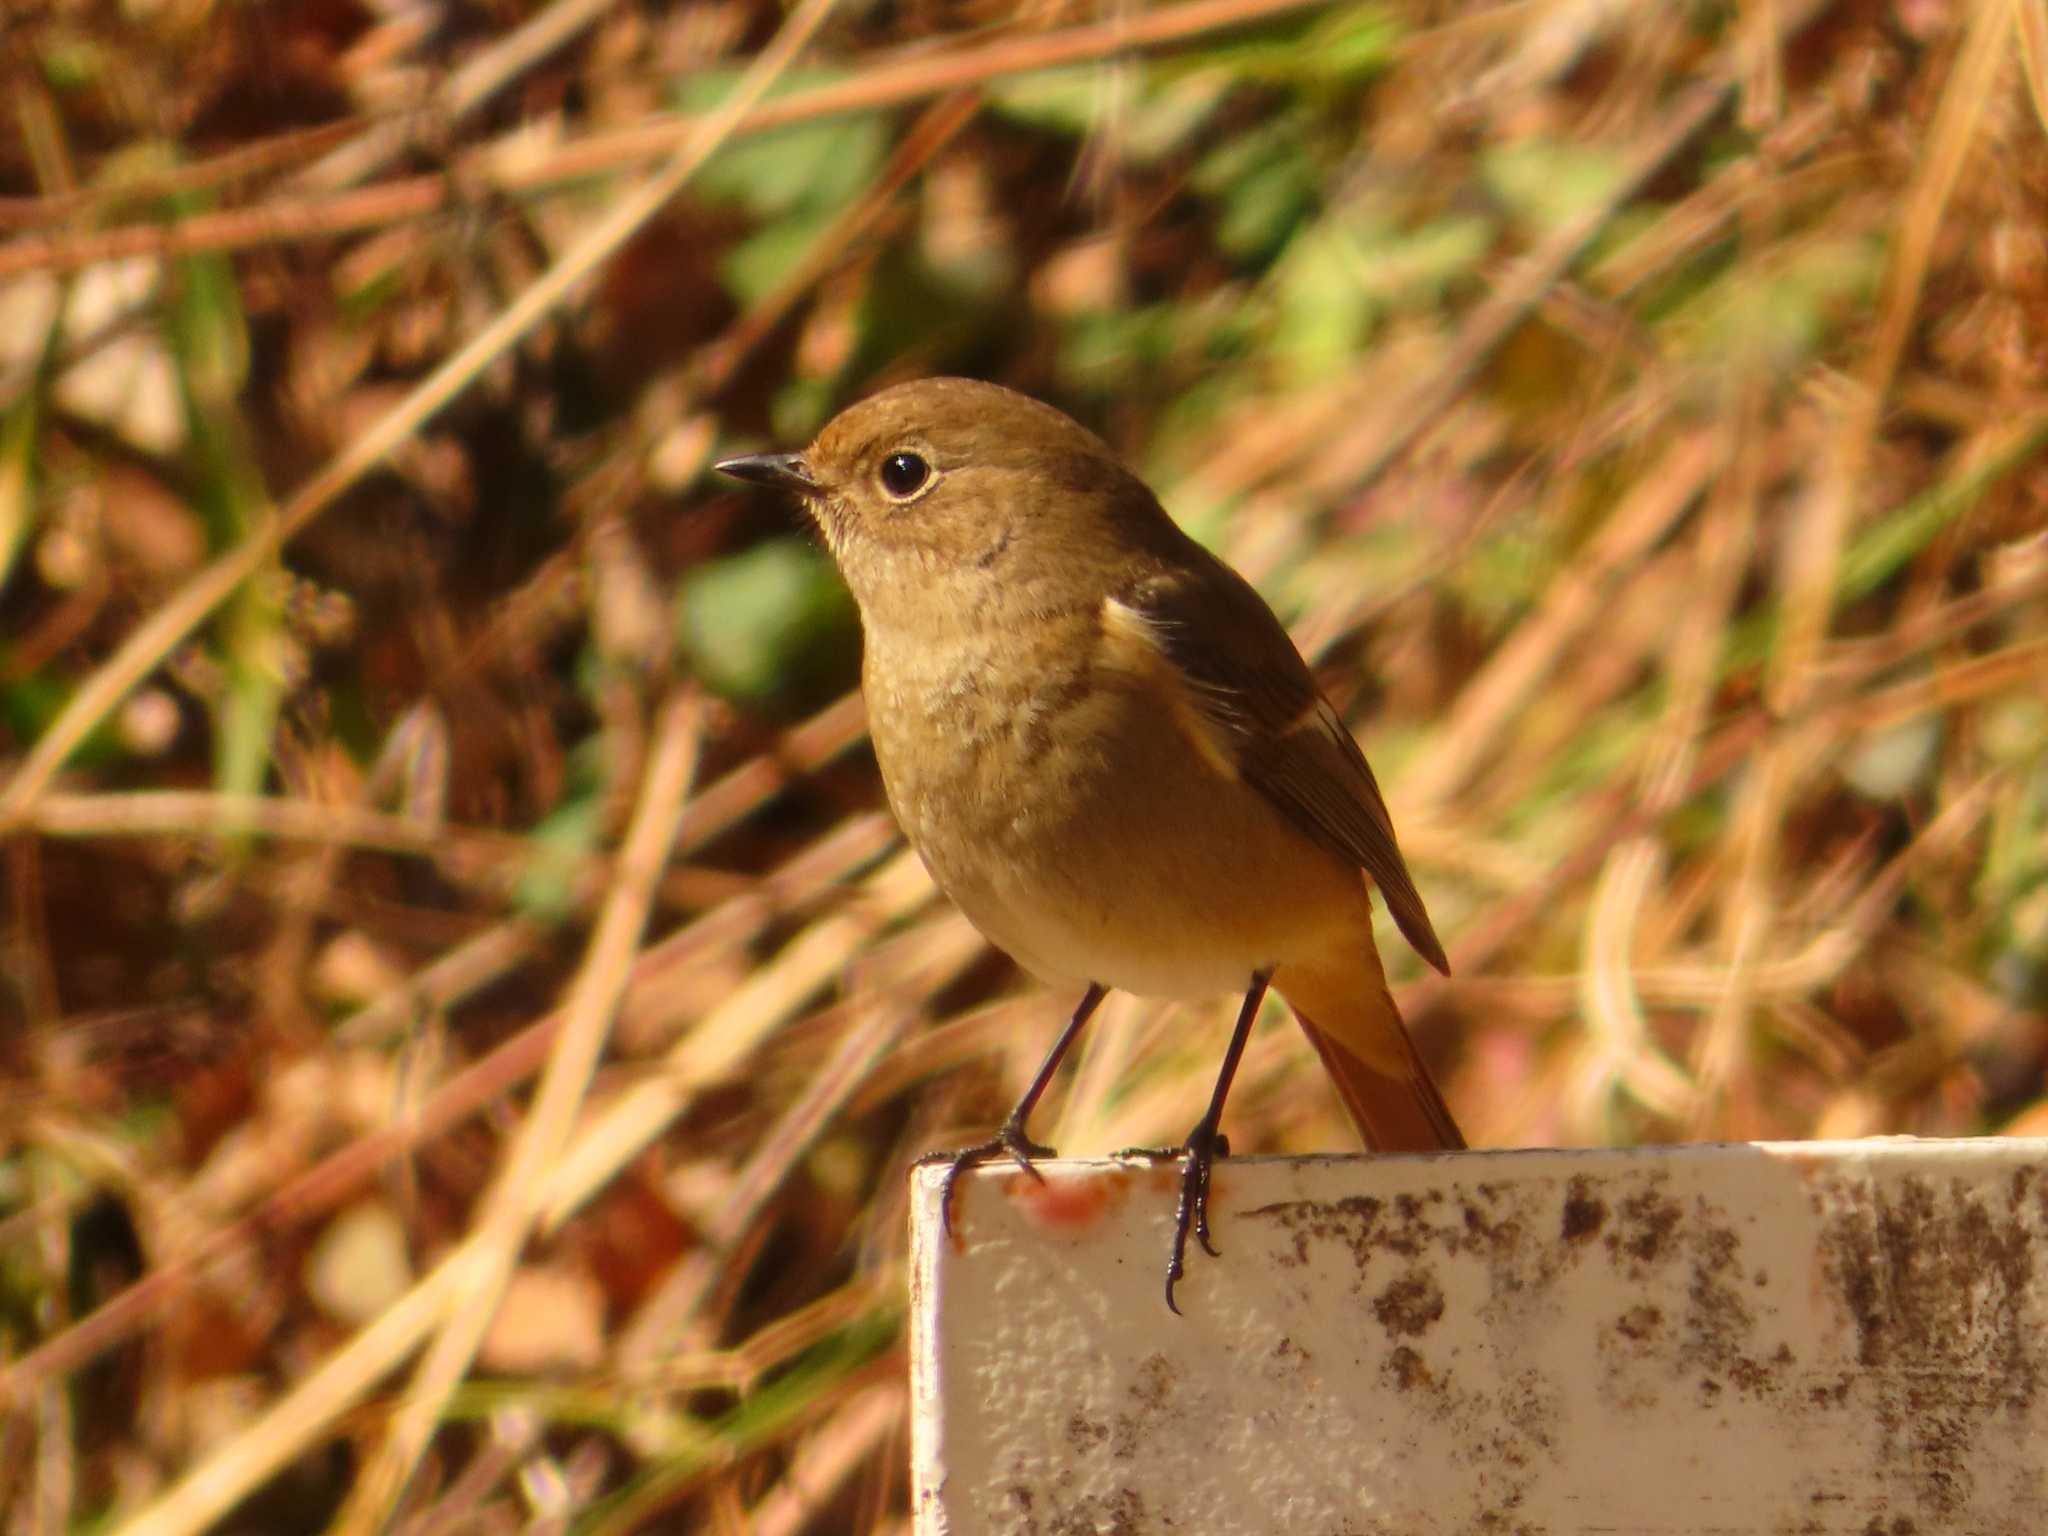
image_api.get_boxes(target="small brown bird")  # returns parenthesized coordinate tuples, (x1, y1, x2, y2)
(717, 377, 1460, 1309)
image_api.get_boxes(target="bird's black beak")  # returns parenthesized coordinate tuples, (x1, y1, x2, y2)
(713, 452, 817, 495)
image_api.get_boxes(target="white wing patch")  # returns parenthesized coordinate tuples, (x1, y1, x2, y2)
(1098, 596, 1241, 783)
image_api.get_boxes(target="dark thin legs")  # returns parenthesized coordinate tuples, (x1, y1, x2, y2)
(925, 973, 1270, 1317)
(930, 982, 1109, 1232)
(1164, 971, 1270, 1314)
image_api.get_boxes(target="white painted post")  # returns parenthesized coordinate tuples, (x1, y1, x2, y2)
(909, 1140, 2048, 1534)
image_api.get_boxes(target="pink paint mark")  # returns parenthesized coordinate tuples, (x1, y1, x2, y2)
(1008, 1169, 1131, 1232)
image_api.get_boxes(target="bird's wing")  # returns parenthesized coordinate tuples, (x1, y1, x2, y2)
(1118, 553, 1449, 976)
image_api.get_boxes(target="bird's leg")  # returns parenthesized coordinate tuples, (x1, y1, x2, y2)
(925, 983, 1108, 1233)
(1164, 971, 1270, 1315)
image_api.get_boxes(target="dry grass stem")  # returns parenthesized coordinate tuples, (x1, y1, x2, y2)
(338, 691, 705, 1530)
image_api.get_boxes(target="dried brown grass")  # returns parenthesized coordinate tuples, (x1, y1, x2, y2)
(3, 0, 2045, 1530)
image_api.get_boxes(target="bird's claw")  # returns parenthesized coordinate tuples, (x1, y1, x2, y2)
(926, 1121, 1058, 1234)
(1163, 1121, 1227, 1315)
(1114, 1132, 1229, 1164)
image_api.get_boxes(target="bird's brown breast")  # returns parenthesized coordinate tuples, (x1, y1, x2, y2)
(861, 595, 1108, 864)
(858, 589, 1366, 995)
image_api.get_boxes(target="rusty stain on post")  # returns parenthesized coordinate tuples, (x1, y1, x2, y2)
(910, 1141, 2048, 1534)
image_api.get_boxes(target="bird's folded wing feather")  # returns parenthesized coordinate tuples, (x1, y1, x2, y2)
(1120, 555, 1449, 976)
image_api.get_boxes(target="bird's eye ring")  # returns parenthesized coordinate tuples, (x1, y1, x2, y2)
(878, 452, 932, 500)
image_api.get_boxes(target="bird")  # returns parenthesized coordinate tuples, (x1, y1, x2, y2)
(716, 376, 1460, 1310)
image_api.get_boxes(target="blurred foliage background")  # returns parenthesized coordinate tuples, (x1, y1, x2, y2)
(3, 0, 2047, 1530)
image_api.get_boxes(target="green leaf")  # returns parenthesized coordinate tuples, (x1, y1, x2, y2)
(1481, 140, 1629, 234)
(1838, 414, 2048, 604)
(1061, 305, 1179, 383)
(718, 212, 836, 306)
(160, 215, 282, 806)
(38, 33, 104, 90)
(1463, 521, 1557, 628)
(1271, 222, 1377, 383)
(518, 791, 605, 922)
(988, 65, 1106, 138)
(676, 538, 855, 705)
(0, 672, 100, 765)
(1170, 3, 1402, 86)
(1266, 210, 1491, 384)
(1355, 213, 1494, 302)
(163, 249, 248, 411)
(989, 65, 1229, 160)
(683, 71, 884, 219)
(1194, 124, 1319, 261)
(1302, 4, 1404, 80)
(1662, 236, 1882, 379)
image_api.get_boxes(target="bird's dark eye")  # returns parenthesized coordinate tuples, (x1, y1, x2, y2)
(878, 452, 931, 500)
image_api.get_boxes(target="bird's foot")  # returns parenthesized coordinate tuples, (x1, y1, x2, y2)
(1113, 1133, 1230, 1164)
(921, 1120, 1058, 1235)
(1163, 1120, 1229, 1315)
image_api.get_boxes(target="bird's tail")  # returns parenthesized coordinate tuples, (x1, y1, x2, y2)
(1276, 951, 1464, 1153)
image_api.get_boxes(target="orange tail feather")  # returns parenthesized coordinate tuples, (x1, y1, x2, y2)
(1277, 953, 1464, 1153)
(1294, 1013, 1464, 1151)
